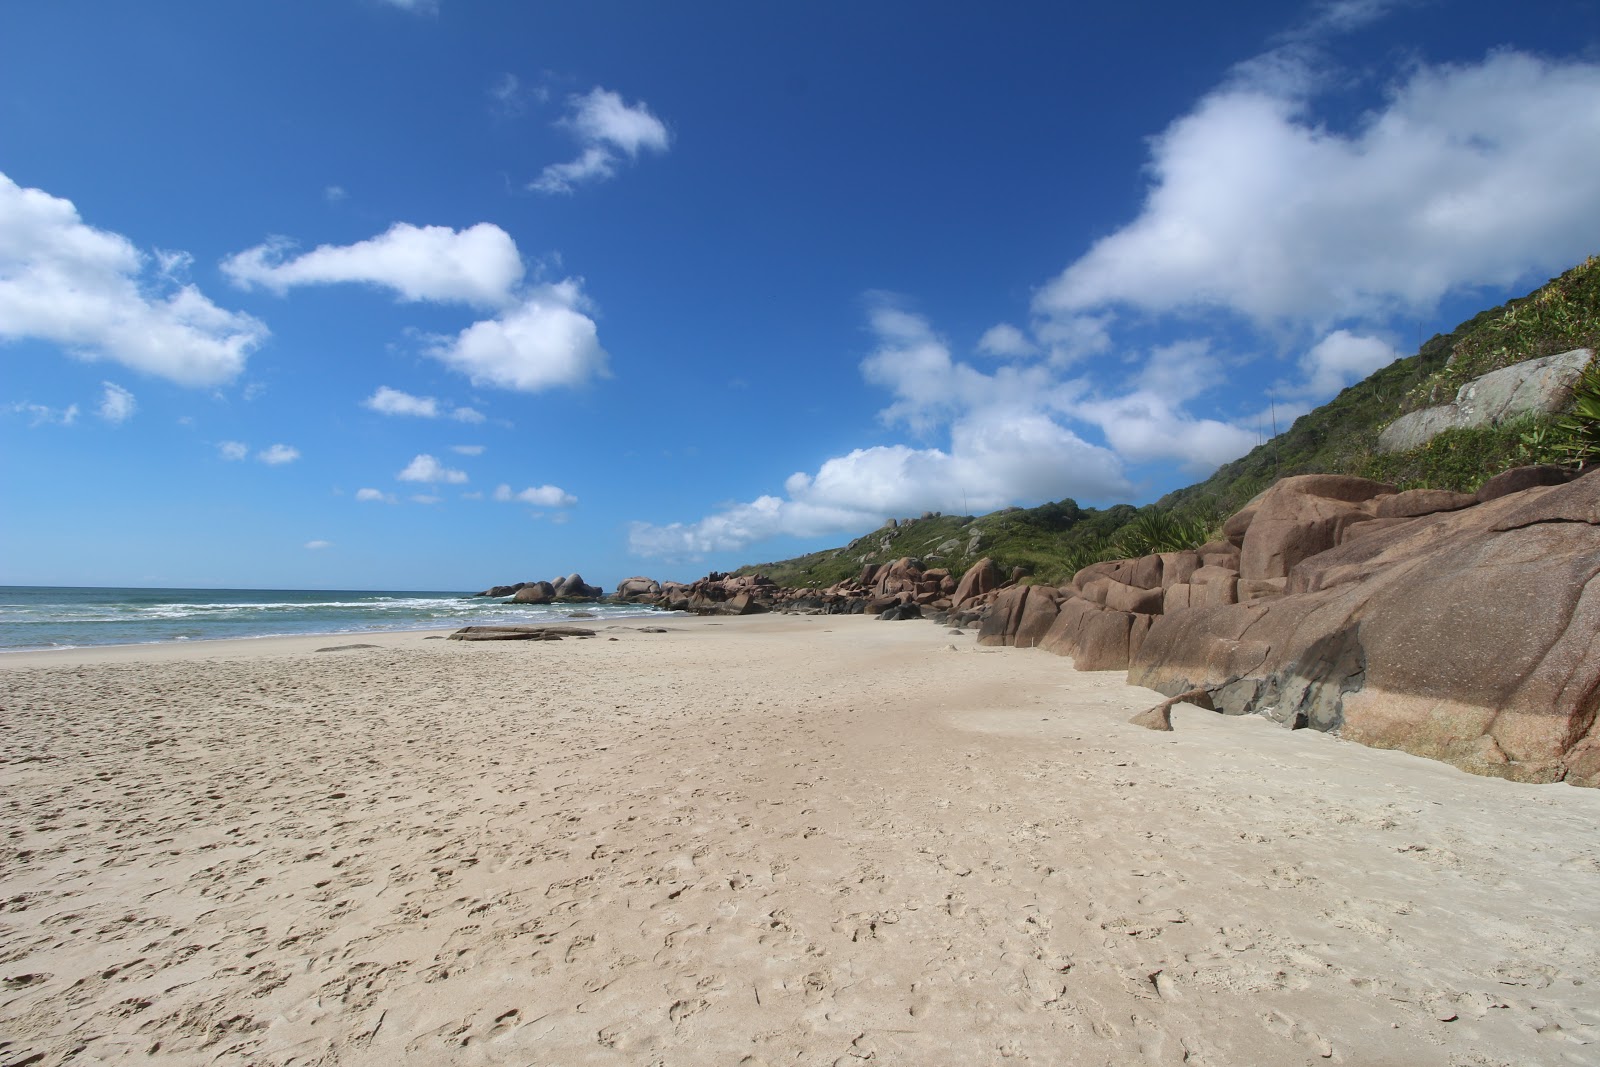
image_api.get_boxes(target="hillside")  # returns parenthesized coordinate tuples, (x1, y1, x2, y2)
(1160, 255, 1600, 516)
(735, 256, 1600, 586)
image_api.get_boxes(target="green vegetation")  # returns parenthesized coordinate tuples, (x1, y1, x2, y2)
(732, 497, 1219, 589)
(1162, 255, 1600, 514)
(735, 256, 1598, 587)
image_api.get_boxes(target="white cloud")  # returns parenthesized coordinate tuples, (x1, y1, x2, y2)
(7, 401, 78, 427)
(0, 172, 267, 385)
(258, 444, 300, 465)
(532, 88, 670, 194)
(427, 280, 609, 392)
(493, 482, 577, 507)
(223, 222, 524, 308)
(976, 323, 1037, 358)
(1071, 390, 1258, 470)
(97, 381, 135, 424)
(356, 487, 397, 503)
(451, 444, 485, 455)
(398, 453, 467, 484)
(1033, 51, 1600, 329)
(629, 409, 1128, 559)
(378, 0, 437, 13)
(1290, 329, 1400, 398)
(364, 385, 439, 417)
(305, 539, 332, 550)
(218, 440, 248, 461)
(324, 185, 348, 203)
(410, 494, 441, 505)
(362, 385, 485, 422)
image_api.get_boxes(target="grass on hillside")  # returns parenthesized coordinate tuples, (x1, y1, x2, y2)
(1162, 255, 1600, 513)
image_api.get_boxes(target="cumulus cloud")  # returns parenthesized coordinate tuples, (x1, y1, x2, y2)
(355, 487, 397, 503)
(304, 539, 332, 550)
(493, 483, 577, 507)
(532, 88, 670, 194)
(258, 444, 300, 465)
(218, 440, 249, 460)
(223, 222, 524, 308)
(1033, 51, 1600, 329)
(398, 453, 467, 484)
(97, 381, 135, 424)
(0, 172, 267, 385)
(427, 280, 609, 392)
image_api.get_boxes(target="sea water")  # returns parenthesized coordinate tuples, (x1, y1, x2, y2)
(0, 586, 671, 652)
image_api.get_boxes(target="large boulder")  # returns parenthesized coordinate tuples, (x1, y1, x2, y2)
(511, 581, 555, 604)
(1378, 348, 1594, 452)
(1237, 475, 1394, 581)
(614, 576, 662, 601)
(951, 557, 1001, 607)
(1130, 470, 1600, 786)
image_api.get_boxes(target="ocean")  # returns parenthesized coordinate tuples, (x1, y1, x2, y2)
(0, 586, 673, 652)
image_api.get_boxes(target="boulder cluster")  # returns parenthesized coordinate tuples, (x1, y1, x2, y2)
(977, 466, 1600, 787)
(475, 572, 605, 604)
(637, 556, 1032, 622)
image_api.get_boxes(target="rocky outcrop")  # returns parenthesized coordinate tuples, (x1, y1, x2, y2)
(1378, 348, 1594, 452)
(967, 465, 1599, 786)
(476, 573, 604, 602)
(1128, 468, 1599, 786)
(614, 576, 663, 601)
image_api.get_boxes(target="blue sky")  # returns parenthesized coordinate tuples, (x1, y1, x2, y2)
(3, 1, 1599, 591)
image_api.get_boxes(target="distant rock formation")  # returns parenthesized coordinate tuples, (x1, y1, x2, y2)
(475, 573, 604, 603)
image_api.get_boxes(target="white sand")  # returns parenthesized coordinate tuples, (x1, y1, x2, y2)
(2, 614, 1597, 1066)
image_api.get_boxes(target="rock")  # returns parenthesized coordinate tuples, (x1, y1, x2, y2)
(1378, 348, 1595, 453)
(615, 576, 662, 600)
(879, 602, 923, 621)
(511, 581, 555, 604)
(977, 586, 1032, 646)
(1238, 475, 1394, 581)
(449, 625, 597, 641)
(1157, 551, 1200, 589)
(951, 557, 1001, 608)
(1013, 587, 1063, 648)
(1130, 469, 1600, 785)
(726, 592, 769, 616)
(1104, 580, 1163, 615)
(1238, 577, 1287, 601)
(1129, 688, 1218, 732)
(1373, 489, 1476, 519)
(1474, 464, 1572, 503)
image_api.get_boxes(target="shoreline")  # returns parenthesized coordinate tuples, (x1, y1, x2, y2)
(4, 613, 1598, 1065)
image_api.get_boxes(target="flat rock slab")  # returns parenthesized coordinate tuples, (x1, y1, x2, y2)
(314, 643, 383, 653)
(448, 625, 598, 641)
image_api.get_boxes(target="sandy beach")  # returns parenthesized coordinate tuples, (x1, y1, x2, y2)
(2, 614, 1597, 1066)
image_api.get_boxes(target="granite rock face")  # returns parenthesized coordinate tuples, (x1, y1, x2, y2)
(1378, 348, 1594, 452)
(1128, 469, 1600, 786)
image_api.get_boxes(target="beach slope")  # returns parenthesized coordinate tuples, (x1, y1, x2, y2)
(2, 616, 1597, 1065)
